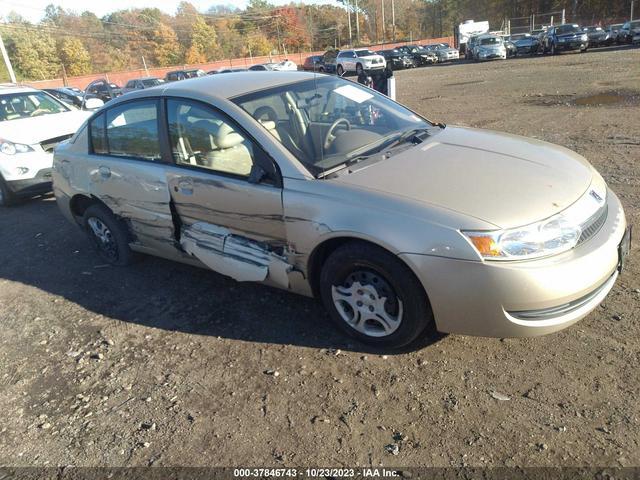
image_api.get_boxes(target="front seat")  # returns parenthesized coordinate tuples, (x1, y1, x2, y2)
(206, 123, 253, 176)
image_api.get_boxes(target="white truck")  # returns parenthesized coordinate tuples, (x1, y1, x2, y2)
(455, 20, 490, 56)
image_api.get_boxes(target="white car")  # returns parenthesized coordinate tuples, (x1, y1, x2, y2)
(472, 34, 507, 61)
(272, 60, 298, 71)
(0, 86, 97, 206)
(336, 49, 386, 76)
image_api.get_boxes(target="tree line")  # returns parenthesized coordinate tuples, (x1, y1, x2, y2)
(0, 0, 633, 82)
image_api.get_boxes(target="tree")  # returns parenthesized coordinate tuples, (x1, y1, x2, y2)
(189, 16, 219, 61)
(58, 38, 91, 76)
(5, 28, 59, 80)
(153, 23, 182, 66)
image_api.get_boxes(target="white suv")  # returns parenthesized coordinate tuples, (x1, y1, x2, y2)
(0, 86, 94, 206)
(336, 49, 386, 76)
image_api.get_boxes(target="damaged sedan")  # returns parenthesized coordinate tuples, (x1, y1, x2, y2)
(53, 72, 630, 348)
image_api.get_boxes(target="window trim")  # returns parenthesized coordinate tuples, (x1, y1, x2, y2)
(162, 96, 282, 188)
(87, 97, 167, 164)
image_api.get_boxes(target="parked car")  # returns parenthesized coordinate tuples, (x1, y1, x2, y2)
(605, 23, 624, 44)
(165, 69, 206, 82)
(44, 87, 85, 107)
(52, 72, 629, 348)
(425, 43, 460, 62)
(470, 34, 507, 61)
(122, 77, 162, 94)
(85, 79, 122, 104)
(397, 45, 437, 66)
(583, 26, 608, 47)
(335, 49, 386, 76)
(377, 49, 416, 70)
(511, 34, 540, 56)
(248, 64, 275, 71)
(302, 55, 325, 72)
(465, 35, 480, 59)
(502, 37, 517, 57)
(617, 20, 640, 44)
(541, 24, 589, 54)
(0, 86, 97, 206)
(322, 49, 339, 74)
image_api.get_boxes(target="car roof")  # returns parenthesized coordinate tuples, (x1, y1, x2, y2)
(132, 71, 315, 100)
(0, 85, 38, 95)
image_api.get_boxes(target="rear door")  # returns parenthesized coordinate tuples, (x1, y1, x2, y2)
(162, 98, 292, 288)
(85, 98, 178, 257)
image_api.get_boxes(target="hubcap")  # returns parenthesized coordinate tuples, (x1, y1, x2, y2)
(87, 217, 117, 261)
(331, 270, 403, 338)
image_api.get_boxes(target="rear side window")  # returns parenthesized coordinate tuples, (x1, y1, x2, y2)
(105, 100, 161, 161)
(90, 112, 107, 154)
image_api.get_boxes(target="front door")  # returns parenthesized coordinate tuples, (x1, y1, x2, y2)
(163, 98, 292, 288)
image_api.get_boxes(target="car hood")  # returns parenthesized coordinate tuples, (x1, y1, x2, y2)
(1, 110, 91, 145)
(360, 55, 384, 61)
(333, 126, 594, 229)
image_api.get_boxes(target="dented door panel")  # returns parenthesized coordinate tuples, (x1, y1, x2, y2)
(85, 156, 180, 258)
(167, 167, 293, 288)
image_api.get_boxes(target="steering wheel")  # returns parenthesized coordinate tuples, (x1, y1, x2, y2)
(253, 105, 278, 123)
(31, 108, 50, 117)
(323, 118, 351, 150)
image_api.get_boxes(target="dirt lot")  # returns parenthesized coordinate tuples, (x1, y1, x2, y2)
(1, 46, 639, 469)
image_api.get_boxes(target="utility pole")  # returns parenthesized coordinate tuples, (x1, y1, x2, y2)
(142, 56, 149, 76)
(632, 1, 635, 20)
(0, 31, 16, 84)
(391, 0, 396, 42)
(355, 0, 360, 45)
(381, 0, 386, 44)
(346, 0, 352, 47)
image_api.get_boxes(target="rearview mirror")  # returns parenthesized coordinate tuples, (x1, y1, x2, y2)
(84, 98, 104, 110)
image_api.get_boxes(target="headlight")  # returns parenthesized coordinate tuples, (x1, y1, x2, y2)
(581, 34, 588, 41)
(0, 139, 34, 155)
(463, 183, 606, 261)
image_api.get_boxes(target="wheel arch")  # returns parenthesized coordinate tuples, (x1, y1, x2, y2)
(306, 234, 423, 300)
(69, 193, 112, 220)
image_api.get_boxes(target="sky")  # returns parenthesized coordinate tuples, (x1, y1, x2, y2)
(1, 0, 342, 22)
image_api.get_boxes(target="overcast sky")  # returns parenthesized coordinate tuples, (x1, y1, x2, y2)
(2, 0, 342, 22)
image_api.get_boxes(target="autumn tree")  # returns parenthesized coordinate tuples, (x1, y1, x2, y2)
(153, 23, 182, 66)
(58, 38, 91, 76)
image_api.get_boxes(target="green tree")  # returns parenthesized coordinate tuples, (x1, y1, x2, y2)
(58, 38, 91, 76)
(189, 16, 219, 61)
(153, 23, 182, 66)
(5, 28, 59, 80)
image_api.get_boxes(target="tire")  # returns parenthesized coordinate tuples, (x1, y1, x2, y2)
(0, 176, 16, 207)
(336, 64, 344, 76)
(319, 241, 434, 349)
(83, 203, 135, 266)
(550, 43, 557, 55)
(356, 63, 363, 75)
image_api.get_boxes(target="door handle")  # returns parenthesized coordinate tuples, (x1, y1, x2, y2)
(98, 166, 111, 178)
(175, 180, 193, 195)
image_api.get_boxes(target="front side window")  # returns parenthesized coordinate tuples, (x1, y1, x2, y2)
(102, 100, 161, 161)
(167, 99, 255, 178)
(233, 76, 436, 177)
(0, 91, 69, 122)
(90, 112, 107, 154)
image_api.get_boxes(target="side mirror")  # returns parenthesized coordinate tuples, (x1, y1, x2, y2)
(248, 163, 268, 184)
(84, 98, 104, 110)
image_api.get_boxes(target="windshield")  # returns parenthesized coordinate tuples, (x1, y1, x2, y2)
(141, 79, 161, 87)
(233, 76, 434, 176)
(0, 91, 69, 122)
(480, 37, 502, 45)
(355, 49, 376, 57)
(556, 25, 581, 34)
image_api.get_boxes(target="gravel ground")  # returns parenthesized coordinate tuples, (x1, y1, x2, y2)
(0, 46, 639, 469)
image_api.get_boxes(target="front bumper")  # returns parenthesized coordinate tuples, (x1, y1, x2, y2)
(400, 189, 627, 338)
(556, 40, 588, 51)
(478, 52, 507, 60)
(1, 149, 54, 196)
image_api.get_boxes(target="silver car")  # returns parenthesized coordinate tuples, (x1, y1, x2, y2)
(53, 72, 630, 348)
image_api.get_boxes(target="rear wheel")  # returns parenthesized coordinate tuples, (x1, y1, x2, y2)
(83, 204, 135, 266)
(0, 176, 16, 207)
(550, 43, 557, 55)
(319, 242, 433, 349)
(356, 63, 363, 75)
(336, 64, 344, 76)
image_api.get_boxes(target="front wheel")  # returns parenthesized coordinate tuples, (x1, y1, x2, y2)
(83, 203, 135, 266)
(336, 64, 344, 76)
(356, 63, 363, 75)
(319, 242, 434, 349)
(550, 43, 557, 55)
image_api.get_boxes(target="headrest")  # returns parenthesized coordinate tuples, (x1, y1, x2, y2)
(214, 123, 244, 149)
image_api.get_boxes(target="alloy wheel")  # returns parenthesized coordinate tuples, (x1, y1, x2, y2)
(87, 216, 118, 262)
(331, 269, 403, 338)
